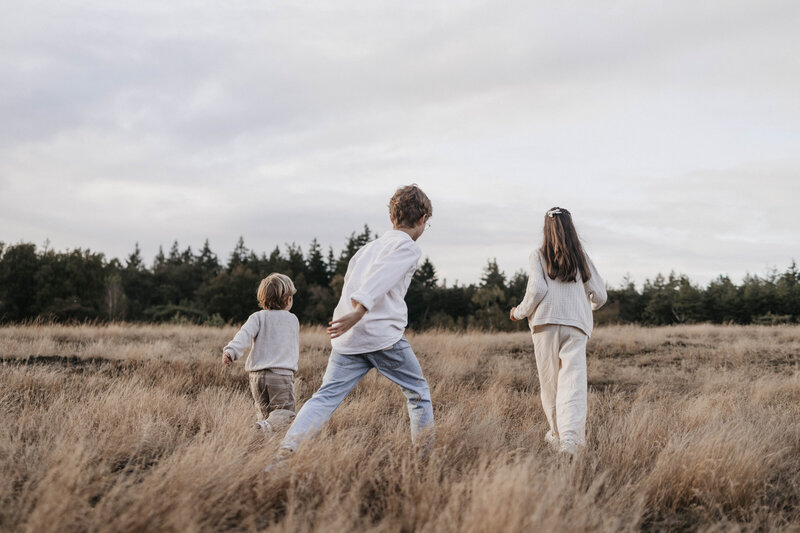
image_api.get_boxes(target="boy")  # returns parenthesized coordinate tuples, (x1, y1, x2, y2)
(280, 184, 434, 454)
(223, 273, 299, 432)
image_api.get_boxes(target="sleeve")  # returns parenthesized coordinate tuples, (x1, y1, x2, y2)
(513, 251, 548, 319)
(349, 242, 421, 311)
(223, 312, 261, 360)
(584, 255, 607, 311)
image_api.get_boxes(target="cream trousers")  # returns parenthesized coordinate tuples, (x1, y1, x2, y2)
(532, 324, 588, 446)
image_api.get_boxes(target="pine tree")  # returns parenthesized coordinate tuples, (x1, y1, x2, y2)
(481, 258, 506, 290)
(336, 224, 374, 275)
(122, 243, 153, 321)
(197, 239, 221, 280)
(326, 247, 337, 278)
(126, 243, 144, 270)
(153, 246, 166, 269)
(228, 237, 249, 272)
(307, 238, 329, 286)
(167, 241, 181, 265)
(285, 243, 305, 277)
(413, 258, 438, 289)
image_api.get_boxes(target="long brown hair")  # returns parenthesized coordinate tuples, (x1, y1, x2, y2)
(540, 207, 591, 283)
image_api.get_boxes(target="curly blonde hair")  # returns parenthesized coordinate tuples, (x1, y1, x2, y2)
(257, 273, 296, 310)
(389, 184, 432, 228)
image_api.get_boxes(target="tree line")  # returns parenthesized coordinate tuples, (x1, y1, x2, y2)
(1, 227, 798, 328)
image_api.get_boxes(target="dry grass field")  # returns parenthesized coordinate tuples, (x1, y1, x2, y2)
(1, 323, 799, 532)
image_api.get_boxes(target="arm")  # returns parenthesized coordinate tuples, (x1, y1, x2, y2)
(511, 251, 548, 320)
(328, 301, 367, 339)
(222, 312, 261, 362)
(584, 255, 607, 310)
(328, 242, 420, 338)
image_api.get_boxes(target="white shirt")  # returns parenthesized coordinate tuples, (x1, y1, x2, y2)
(224, 310, 300, 373)
(512, 250, 607, 336)
(330, 230, 421, 354)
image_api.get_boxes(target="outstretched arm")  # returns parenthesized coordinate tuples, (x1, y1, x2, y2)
(223, 312, 260, 362)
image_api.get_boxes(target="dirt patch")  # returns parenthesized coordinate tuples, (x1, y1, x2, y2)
(0, 354, 247, 395)
(1, 354, 141, 373)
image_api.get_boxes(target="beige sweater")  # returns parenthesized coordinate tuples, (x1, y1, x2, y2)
(512, 250, 607, 336)
(224, 310, 299, 373)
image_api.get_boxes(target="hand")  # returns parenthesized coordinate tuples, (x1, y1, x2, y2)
(328, 300, 368, 339)
(509, 307, 520, 322)
(222, 352, 233, 365)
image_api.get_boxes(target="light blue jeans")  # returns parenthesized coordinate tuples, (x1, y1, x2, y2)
(282, 337, 434, 451)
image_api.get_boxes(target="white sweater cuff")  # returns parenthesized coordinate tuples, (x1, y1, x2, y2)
(349, 291, 374, 311)
(223, 345, 240, 360)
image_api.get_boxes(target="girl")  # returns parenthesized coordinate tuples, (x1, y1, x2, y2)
(510, 207, 607, 455)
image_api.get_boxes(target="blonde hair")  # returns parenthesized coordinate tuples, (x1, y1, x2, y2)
(389, 184, 432, 228)
(257, 273, 297, 310)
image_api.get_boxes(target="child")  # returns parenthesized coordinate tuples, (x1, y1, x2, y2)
(223, 273, 300, 433)
(279, 184, 434, 455)
(510, 207, 607, 456)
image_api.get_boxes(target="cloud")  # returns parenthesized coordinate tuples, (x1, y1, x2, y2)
(1, 0, 799, 286)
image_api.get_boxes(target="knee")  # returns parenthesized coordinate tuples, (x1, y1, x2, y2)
(311, 389, 337, 403)
(403, 386, 431, 404)
(311, 381, 350, 403)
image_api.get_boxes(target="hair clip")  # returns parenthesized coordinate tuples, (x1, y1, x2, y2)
(547, 208, 562, 218)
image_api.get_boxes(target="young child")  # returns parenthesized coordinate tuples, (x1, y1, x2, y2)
(279, 184, 434, 455)
(510, 207, 607, 456)
(223, 273, 300, 432)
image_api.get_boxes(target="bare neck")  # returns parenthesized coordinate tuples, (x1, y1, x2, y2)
(393, 225, 421, 241)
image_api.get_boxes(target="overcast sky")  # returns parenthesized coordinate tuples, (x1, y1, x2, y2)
(1, 1, 798, 287)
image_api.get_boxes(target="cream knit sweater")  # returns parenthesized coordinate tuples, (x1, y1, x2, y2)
(512, 249, 607, 336)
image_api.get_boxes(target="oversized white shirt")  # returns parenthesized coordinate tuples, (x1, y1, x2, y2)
(330, 230, 421, 354)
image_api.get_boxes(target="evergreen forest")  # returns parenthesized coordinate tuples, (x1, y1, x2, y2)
(1, 226, 798, 329)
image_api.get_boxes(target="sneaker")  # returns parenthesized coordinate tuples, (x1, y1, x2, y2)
(253, 420, 273, 433)
(264, 409, 295, 433)
(558, 439, 580, 457)
(544, 430, 560, 451)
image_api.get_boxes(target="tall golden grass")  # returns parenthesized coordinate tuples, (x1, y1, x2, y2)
(1, 323, 798, 531)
